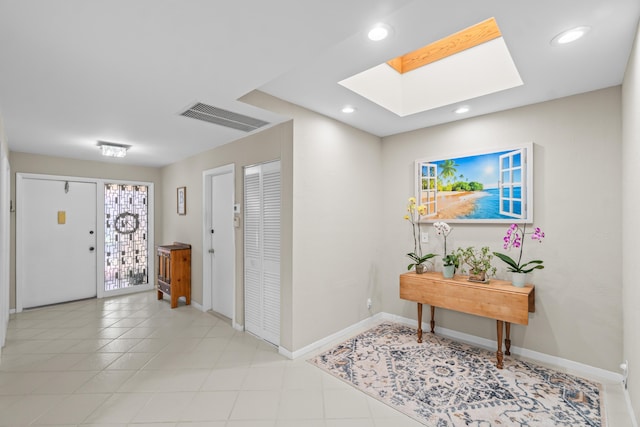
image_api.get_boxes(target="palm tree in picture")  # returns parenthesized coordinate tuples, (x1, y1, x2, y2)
(439, 159, 458, 192)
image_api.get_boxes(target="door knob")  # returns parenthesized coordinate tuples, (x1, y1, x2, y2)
(208, 249, 215, 254)
(89, 247, 95, 252)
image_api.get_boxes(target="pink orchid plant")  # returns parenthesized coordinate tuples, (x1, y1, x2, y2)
(493, 223, 545, 273)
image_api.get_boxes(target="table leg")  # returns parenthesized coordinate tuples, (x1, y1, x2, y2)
(505, 322, 511, 355)
(496, 320, 504, 369)
(417, 303, 423, 343)
(430, 306, 435, 333)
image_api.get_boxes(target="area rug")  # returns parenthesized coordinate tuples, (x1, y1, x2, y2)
(309, 322, 604, 426)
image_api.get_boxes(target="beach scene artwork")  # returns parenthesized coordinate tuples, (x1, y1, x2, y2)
(415, 144, 532, 223)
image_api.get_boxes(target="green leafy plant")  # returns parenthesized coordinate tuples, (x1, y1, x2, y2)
(493, 224, 545, 273)
(454, 246, 496, 280)
(442, 254, 459, 268)
(404, 197, 437, 271)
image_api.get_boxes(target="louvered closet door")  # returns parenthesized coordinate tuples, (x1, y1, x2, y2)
(244, 160, 281, 346)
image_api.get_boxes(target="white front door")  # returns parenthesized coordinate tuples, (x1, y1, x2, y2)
(203, 165, 235, 321)
(18, 177, 97, 309)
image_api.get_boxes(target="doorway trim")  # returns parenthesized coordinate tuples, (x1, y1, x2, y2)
(202, 163, 238, 328)
(16, 173, 155, 312)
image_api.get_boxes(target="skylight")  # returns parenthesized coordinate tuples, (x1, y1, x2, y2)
(340, 18, 523, 117)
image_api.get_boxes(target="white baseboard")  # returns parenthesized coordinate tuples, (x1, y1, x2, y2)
(382, 312, 623, 383)
(191, 300, 203, 311)
(9, 309, 15, 314)
(279, 313, 386, 359)
(285, 311, 623, 384)
(624, 387, 639, 427)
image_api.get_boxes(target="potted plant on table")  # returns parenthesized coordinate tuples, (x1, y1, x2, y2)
(404, 197, 436, 273)
(454, 246, 496, 282)
(434, 222, 457, 278)
(493, 223, 545, 287)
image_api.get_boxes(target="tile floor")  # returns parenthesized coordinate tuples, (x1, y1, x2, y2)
(0, 291, 632, 426)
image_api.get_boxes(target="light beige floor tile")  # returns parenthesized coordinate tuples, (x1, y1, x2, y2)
(0, 371, 57, 395)
(373, 417, 424, 427)
(64, 338, 115, 353)
(118, 369, 165, 392)
(83, 392, 153, 423)
(201, 366, 248, 391)
(76, 370, 136, 393)
(176, 422, 225, 427)
(33, 370, 98, 394)
(153, 369, 209, 392)
(97, 338, 142, 353)
(117, 327, 157, 339)
(70, 352, 123, 371)
(159, 338, 203, 353)
(105, 352, 156, 370)
(33, 392, 111, 424)
(31, 353, 89, 371)
(31, 339, 84, 354)
(226, 421, 276, 427)
(96, 328, 131, 339)
(282, 365, 324, 390)
(0, 394, 67, 425)
(179, 391, 237, 421)
(323, 389, 371, 419)
(128, 338, 171, 353)
(133, 392, 196, 423)
(230, 390, 281, 420)
(141, 352, 183, 370)
(241, 366, 285, 390)
(168, 351, 220, 370)
(275, 420, 325, 427)
(278, 389, 324, 419)
(325, 420, 375, 427)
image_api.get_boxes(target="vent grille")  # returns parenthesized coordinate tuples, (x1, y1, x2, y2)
(180, 102, 269, 132)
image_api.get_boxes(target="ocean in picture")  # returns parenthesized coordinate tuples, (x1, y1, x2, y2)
(460, 188, 516, 220)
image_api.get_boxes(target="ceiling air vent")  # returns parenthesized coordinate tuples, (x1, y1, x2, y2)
(180, 102, 269, 132)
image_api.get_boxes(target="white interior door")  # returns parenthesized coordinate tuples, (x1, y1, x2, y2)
(209, 171, 235, 319)
(244, 160, 280, 346)
(18, 177, 97, 309)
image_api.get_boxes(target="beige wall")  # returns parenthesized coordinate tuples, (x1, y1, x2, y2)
(381, 87, 623, 372)
(242, 91, 383, 351)
(8, 152, 163, 309)
(159, 122, 294, 350)
(622, 22, 640, 421)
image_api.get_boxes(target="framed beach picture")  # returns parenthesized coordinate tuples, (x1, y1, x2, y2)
(177, 186, 186, 215)
(415, 143, 533, 223)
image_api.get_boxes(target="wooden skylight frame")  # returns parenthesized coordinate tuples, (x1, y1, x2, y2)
(387, 17, 502, 74)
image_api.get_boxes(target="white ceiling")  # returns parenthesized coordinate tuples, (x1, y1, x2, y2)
(0, 0, 638, 167)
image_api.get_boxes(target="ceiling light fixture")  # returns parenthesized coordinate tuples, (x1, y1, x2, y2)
(367, 23, 391, 41)
(454, 105, 470, 114)
(97, 141, 130, 158)
(341, 105, 356, 113)
(551, 26, 590, 46)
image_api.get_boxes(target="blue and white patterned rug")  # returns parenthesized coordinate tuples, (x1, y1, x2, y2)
(309, 322, 604, 426)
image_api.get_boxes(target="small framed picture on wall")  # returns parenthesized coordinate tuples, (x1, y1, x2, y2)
(177, 187, 186, 215)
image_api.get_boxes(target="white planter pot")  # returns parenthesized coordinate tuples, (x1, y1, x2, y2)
(511, 272, 527, 287)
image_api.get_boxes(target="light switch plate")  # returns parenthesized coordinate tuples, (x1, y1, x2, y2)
(420, 232, 428, 243)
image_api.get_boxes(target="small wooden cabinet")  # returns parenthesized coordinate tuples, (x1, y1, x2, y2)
(156, 242, 191, 308)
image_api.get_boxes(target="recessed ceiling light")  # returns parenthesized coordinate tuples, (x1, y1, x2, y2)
(367, 23, 391, 41)
(551, 26, 590, 46)
(341, 106, 356, 114)
(454, 105, 470, 114)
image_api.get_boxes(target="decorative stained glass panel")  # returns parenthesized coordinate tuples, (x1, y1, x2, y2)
(104, 184, 148, 291)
